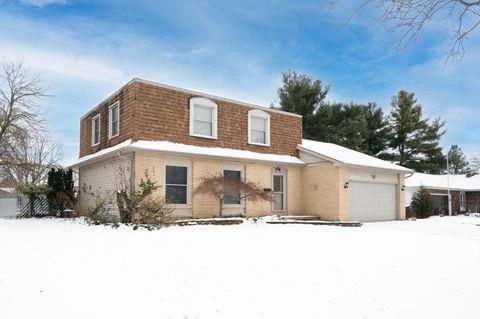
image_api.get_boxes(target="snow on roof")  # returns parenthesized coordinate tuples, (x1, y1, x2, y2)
(69, 139, 304, 168)
(405, 173, 480, 191)
(298, 139, 412, 172)
(67, 139, 133, 168)
(0, 187, 16, 194)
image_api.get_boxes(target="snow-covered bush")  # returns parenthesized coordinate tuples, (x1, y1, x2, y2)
(87, 192, 116, 225)
(134, 197, 174, 226)
(116, 178, 173, 225)
(411, 186, 433, 219)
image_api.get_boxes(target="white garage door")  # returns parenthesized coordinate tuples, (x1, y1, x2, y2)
(349, 181, 397, 222)
(0, 198, 18, 218)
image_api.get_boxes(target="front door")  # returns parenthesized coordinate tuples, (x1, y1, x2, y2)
(272, 173, 285, 212)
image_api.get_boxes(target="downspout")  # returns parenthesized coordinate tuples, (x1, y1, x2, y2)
(117, 147, 133, 193)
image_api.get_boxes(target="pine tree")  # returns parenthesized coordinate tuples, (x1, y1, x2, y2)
(311, 103, 367, 151)
(387, 90, 446, 173)
(448, 145, 469, 174)
(411, 186, 434, 219)
(361, 102, 390, 156)
(276, 70, 329, 139)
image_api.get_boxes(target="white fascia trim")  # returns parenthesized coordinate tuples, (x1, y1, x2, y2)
(345, 163, 413, 174)
(297, 145, 412, 173)
(297, 146, 343, 166)
(67, 139, 133, 169)
(69, 139, 304, 169)
(131, 140, 303, 165)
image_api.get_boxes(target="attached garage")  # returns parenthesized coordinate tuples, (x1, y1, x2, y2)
(298, 139, 411, 222)
(348, 169, 399, 222)
(348, 181, 397, 222)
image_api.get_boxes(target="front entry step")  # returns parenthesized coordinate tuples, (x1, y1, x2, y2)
(267, 219, 362, 227)
(268, 215, 362, 227)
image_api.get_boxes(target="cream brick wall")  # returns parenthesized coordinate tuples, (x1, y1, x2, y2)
(287, 166, 303, 214)
(338, 166, 349, 221)
(133, 151, 302, 218)
(133, 151, 166, 198)
(244, 163, 272, 216)
(78, 155, 132, 216)
(191, 158, 223, 218)
(398, 173, 406, 220)
(300, 163, 344, 221)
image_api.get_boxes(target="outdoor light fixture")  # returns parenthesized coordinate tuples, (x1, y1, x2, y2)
(401, 185, 405, 191)
(344, 182, 349, 189)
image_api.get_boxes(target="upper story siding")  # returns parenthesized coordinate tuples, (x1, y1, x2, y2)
(79, 79, 302, 158)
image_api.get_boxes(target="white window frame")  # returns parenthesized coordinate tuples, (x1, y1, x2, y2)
(460, 191, 466, 211)
(223, 164, 245, 207)
(91, 114, 101, 146)
(271, 168, 287, 213)
(164, 159, 192, 208)
(248, 109, 270, 146)
(108, 101, 120, 139)
(189, 97, 218, 139)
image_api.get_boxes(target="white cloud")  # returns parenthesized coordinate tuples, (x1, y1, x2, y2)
(20, 0, 67, 8)
(0, 42, 126, 84)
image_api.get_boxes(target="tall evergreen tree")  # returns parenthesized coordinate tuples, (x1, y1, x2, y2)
(361, 102, 390, 156)
(277, 70, 329, 139)
(312, 103, 367, 151)
(447, 145, 469, 174)
(387, 90, 446, 173)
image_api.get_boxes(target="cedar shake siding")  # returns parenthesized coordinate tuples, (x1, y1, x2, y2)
(79, 84, 136, 157)
(79, 80, 302, 158)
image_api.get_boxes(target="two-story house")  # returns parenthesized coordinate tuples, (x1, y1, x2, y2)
(71, 79, 412, 221)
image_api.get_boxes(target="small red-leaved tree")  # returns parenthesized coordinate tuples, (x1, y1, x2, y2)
(194, 174, 271, 217)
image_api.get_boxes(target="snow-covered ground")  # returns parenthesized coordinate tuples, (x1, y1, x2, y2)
(1, 216, 480, 319)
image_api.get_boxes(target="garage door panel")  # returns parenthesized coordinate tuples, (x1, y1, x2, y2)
(349, 181, 397, 222)
(0, 198, 18, 218)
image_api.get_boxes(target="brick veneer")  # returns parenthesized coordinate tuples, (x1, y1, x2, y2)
(466, 191, 480, 212)
(424, 188, 462, 214)
(79, 80, 302, 158)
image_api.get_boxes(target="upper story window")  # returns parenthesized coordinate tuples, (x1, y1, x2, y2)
(109, 101, 120, 139)
(189, 97, 218, 139)
(248, 109, 270, 146)
(91, 114, 101, 146)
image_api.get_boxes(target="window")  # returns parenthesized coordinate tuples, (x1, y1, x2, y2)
(224, 169, 242, 205)
(460, 191, 466, 211)
(109, 102, 120, 138)
(91, 114, 101, 146)
(248, 109, 270, 146)
(189, 97, 218, 139)
(165, 165, 188, 204)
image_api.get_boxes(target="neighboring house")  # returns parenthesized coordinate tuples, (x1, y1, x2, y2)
(70, 79, 412, 222)
(0, 178, 25, 218)
(405, 173, 480, 214)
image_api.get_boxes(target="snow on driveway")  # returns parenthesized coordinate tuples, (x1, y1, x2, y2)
(0, 216, 479, 319)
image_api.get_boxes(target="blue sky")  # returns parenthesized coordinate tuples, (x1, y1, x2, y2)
(1, 0, 479, 165)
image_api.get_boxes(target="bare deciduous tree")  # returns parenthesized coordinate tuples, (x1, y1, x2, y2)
(1, 129, 61, 185)
(194, 174, 271, 217)
(0, 61, 47, 163)
(336, 0, 480, 61)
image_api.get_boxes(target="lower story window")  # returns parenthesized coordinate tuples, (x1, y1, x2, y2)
(224, 169, 241, 205)
(165, 165, 188, 204)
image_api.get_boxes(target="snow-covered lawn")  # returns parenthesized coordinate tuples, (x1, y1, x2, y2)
(1, 216, 480, 319)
